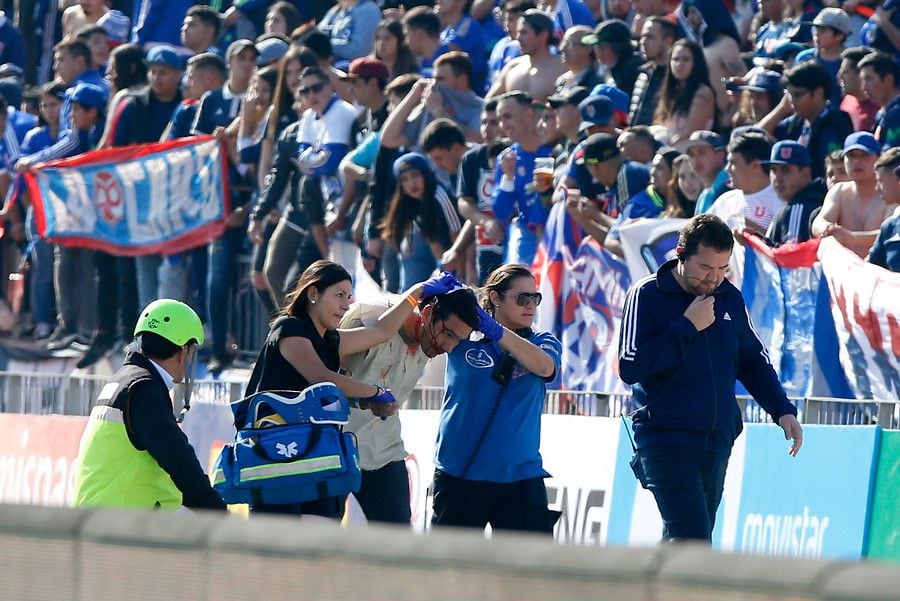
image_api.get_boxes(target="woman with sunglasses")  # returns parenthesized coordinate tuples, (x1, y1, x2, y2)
(245, 260, 464, 518)
(431, 264, 562, 535)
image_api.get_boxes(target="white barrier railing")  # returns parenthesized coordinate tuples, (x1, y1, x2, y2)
(0, 370, 896, 427)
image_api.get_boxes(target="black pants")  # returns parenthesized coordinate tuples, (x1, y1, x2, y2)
(94, 251, 137, 340)
(431, 469, 558, 535)
(354, 460, 411, 525)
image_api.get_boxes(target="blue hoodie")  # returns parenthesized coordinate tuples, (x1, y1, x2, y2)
(619, 259, 797, 453)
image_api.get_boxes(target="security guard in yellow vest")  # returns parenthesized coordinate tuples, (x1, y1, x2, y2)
(73, 299, 226, 511)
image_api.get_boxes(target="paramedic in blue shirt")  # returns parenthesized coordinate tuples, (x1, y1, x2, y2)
(618, 214, 803, 543)
(432, 263, 562, 534)
(491, 90, 554, 266)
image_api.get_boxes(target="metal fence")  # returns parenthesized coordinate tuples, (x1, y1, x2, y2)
(0, 370, 896, 428)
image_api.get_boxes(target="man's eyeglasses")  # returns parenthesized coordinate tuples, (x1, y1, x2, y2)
(503, 292, 543, 307)
(298, 82, 327, 96)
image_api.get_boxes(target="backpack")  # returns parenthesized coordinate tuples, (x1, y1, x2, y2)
(212, 383, 361, 505)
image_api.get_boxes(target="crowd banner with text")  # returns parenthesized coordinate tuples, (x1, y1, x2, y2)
(866, 429, 900, 562)
(817, 238, 900, 401)
(742, 236, 821, 399)
(24, 135, 229, 256)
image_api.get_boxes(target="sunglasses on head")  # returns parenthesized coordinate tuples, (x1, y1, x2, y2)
(298, 82, 326, 96)
(503, 291, 542, 306)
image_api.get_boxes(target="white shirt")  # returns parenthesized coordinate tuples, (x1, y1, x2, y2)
(148, 358, 175, 391)
(710, 184, 784, 232)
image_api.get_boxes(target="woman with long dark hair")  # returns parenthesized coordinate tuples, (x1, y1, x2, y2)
(381, 152, 462, 290)
(431, 264, 561, 534)
(244, 260, 462, 518)
(667, 154, 702, 217)
(373, 19, 418, 79)
(653, 39, 717, 147)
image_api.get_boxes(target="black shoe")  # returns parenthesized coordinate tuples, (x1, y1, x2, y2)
(45, 326, 77, 351)
(207, 355, 232, 376)
(76, 337, 115, 369)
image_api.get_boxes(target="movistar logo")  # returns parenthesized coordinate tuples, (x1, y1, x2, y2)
(276, 442, 298, 458)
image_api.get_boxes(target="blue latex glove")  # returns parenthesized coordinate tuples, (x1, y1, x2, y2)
(366, 386, 396, 404)
(421, 271, 464, 299)
(364, 387, 396, 421)
(476, 306, 504, 341)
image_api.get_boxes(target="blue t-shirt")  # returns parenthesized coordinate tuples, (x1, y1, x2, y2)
(440, 15, 487, 93)
(21, 125, 55, 155)
(435, 330, 562, 482)
(695, 168, 732, 215)
(491, 143, 555, 229)
(166, 100, 199, 140)
(867, 212, 900, 273)
(876, 94, 900, 150)
(607, 185, 664, 241)
(552, 0, 595, 41)
(486, 36, 521, 94)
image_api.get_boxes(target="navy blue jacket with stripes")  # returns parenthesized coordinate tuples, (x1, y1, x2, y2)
(618, 259, 797, 454)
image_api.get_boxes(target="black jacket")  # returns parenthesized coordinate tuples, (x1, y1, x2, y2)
(776, 105, 853, 180)
(618, 260, 797, 453)
(103, 351, 226, 510)
(765, 178, 827, 246)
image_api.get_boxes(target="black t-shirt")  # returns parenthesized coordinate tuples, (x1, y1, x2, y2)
(245, 313, 341, 395)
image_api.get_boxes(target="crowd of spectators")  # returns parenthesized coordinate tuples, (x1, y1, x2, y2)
(0, 0, 897, 375)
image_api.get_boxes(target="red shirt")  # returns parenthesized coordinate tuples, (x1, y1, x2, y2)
(840, 94, 880, 133)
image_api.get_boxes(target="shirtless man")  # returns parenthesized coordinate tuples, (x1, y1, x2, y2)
(812, 132, 894, 258)
(487, 9, 565, 102)
(62, 0, 109, 38)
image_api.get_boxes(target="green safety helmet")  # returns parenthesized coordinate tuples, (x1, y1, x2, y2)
(134, 299, 204, 347)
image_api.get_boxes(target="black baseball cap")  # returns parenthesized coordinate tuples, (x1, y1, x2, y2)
(582, 132, 620, 164)
(547, 85, 589, 108)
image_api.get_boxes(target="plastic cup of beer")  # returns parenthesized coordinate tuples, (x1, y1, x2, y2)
(534, 157, 554, 192)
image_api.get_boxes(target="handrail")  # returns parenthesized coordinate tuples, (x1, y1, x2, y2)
(0, 370, 896, 427)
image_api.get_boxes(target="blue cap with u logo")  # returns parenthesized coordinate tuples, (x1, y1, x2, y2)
(763, 140, 811, 167)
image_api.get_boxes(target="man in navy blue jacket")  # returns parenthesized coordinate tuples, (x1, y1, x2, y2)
(618, 214, 803, 542)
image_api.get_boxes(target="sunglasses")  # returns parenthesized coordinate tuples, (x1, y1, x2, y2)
(503, 291, 543, 306)
(298, 82, 327, 96)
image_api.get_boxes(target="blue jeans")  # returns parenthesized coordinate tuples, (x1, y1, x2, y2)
(207, 227, 245, 357)
(26, 215, 55, 325)
(354, 460, 411, 525)
(638, 445, 730, 542)
(135, 254, 162, 310)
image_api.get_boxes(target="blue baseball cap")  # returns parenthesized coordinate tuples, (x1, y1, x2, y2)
(763, 140, 811, 167)
(739, 70, 783, 93)
(392, 152, 432, 178)
(146, 45, 183, 70)
(684, 130, 726, 152)
(69, 82, 108, 110)
(578, 94, 613, 132)
(590, 83, 630, 122)
(842, 131, 881, 156)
